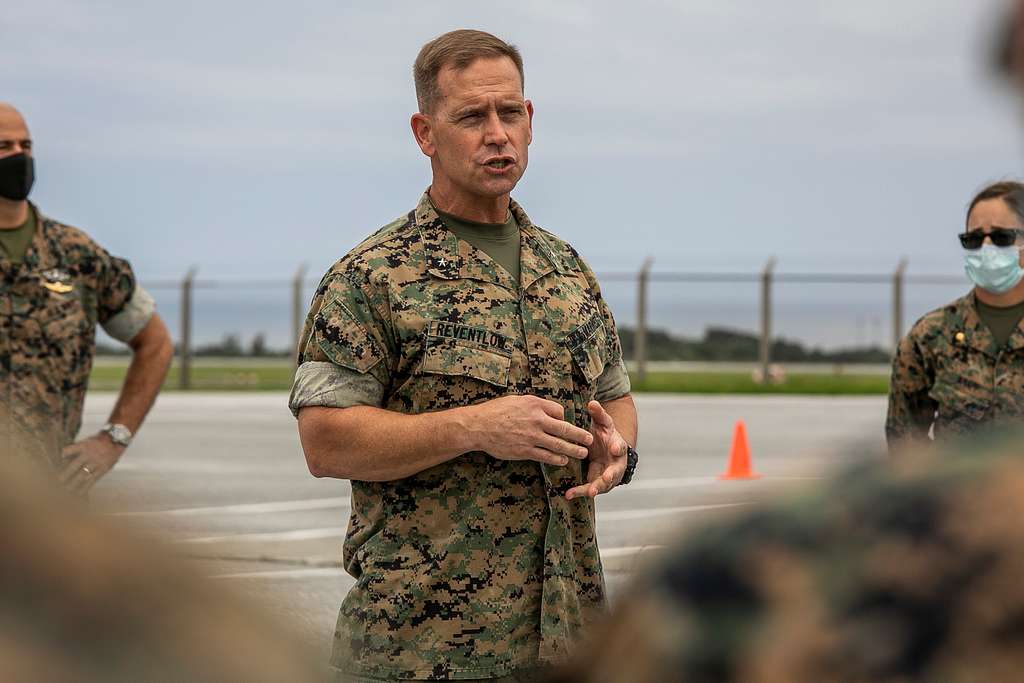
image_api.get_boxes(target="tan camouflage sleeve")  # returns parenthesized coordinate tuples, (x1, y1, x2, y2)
(595, 360, 632, 403)
(885, 331, 937, 451)
(290, 269, 394, 416)
(102, 285, 156, 343)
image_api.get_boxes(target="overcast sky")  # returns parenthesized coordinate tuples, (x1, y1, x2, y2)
(6, 0, 1024, 346)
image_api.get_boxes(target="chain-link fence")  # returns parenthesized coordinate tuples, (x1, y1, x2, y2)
(128, 262, 968, 388)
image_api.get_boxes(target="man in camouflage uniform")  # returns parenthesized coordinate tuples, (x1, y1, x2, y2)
(290, 30, 639, 681)
(0, 103, 174, 492)
(886, 181, 1024, 452)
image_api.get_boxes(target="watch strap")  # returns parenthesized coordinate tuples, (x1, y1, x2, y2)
(101, 422, 133, 447)
(619, 445, 638, 486)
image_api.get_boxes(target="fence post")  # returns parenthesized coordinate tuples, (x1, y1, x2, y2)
(892, 258, 907, 353)
(635, 258, 653, 384)
(760, 257, 776, 382)
(292, 263, 308, 371)
(179, 267, 197, 390)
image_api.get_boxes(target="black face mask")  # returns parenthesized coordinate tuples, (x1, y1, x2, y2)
(0, 153, 35, 201)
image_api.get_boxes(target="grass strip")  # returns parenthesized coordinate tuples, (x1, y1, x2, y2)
(90, 365, 889, 395)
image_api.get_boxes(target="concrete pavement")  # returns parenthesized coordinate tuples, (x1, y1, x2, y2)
(84, 392, 887, 657)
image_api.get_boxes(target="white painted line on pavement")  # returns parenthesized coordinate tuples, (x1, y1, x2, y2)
(599, 545, 665, 558)
(111, 496, 350, 517)
(627, 476, 821, 490)
(181, 505, 743, 546)
(599, 503, 746, 521)
(111, 481, 731, 517)
(179, 527, 347, 545)
(210, 545, 668, 579)
(628, 477, 717, 489)
(113, 461, 298, 475)
(213, 567, 347, 580)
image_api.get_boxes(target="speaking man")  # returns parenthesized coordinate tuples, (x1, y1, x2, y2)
(291, 30, 639, 682)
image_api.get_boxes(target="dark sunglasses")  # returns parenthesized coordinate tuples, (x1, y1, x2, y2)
(958, 227, 1024, 250)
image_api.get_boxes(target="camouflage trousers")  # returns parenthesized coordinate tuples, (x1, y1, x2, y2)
(338, 668, 547, 683)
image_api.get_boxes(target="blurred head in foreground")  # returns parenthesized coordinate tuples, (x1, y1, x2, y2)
(548, 435, 1024, 683)
(0, 458, 322, 683)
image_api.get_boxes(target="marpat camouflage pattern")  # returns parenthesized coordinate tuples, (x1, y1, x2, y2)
(887, 292, 1024, 450)
(0, 205, 136, 468)
(296, 193, 626, 680)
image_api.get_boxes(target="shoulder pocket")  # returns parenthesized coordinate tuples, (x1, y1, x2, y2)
(567, 314, 608, 384)
(420, 337, 511, 387)
(315, 298, 384, 374)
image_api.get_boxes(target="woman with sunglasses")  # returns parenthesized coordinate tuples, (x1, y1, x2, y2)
(886, 181, 1024, 452)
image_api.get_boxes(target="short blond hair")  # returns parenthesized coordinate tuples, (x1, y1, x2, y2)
(413, 29, 525, 114)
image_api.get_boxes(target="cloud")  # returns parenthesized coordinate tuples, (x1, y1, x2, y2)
(6, 0, 1022, 291)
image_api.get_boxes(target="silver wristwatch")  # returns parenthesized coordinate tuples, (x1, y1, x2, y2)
(101, 422, 133, 447)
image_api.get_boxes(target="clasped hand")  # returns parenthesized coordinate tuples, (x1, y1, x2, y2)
(472, 396, 627, 500)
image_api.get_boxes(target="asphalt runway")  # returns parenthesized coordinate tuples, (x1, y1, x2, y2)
(85, 392, 887, 657)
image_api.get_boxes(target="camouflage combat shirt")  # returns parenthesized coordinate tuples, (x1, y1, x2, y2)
(0, 205, 142, 468)
(295, 193, 628, 680)
(886, 291, 1024, 449)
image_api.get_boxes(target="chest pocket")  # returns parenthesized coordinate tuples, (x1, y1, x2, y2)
(11, 275, 90, 343)
(41, 293, 90, 343)
(420, 336, 512, 387)
(928, 378, 990, 424)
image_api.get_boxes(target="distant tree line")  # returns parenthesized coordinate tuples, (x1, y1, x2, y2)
(96, 333, 290, 358)
(97, 327, 890, 364)
(617, 326, 891, 364)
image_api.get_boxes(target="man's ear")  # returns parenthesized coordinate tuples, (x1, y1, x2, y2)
(411, 113, 435, 157)
(525, 99, 534, 145)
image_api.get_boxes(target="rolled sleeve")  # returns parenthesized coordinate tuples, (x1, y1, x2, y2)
(101, 285, 156, 343)
(595, 358, 632, 403)
(289, 361, 386, 417)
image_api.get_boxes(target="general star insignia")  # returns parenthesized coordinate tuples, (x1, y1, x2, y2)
(438, 258, 447, 267)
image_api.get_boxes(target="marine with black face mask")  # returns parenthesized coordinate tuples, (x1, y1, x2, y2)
(0, 103, 174, 494)
(886, 181, 1024, 453)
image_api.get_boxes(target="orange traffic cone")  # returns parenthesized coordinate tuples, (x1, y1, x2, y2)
(719, 420, 760, 480)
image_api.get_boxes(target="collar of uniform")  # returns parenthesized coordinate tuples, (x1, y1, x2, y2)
(22, 202, 54, 272)
(0, 201, 50, 279)
(955, 291, 1003, 358)
(415, 191, 569, 287)
(508, 197, 570, 290)
(982, 291, 1024, 352)
(415, 193, 462, 280)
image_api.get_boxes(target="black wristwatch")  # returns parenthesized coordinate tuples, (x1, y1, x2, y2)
(619, 445, 638, 486)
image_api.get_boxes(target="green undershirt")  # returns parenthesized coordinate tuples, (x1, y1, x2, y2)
(436, 207, 521, 286)
(0, 204, 36, 264)
(976, 297, 1024, 348)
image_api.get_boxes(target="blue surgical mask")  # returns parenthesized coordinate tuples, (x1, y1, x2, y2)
(964, 243, 1024, 294)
